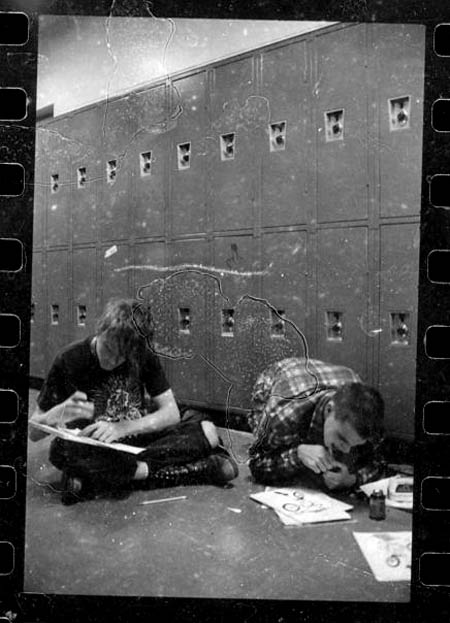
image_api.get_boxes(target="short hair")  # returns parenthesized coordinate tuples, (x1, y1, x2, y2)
(333, 383, 384, 443)
(95, 298, 154, 373)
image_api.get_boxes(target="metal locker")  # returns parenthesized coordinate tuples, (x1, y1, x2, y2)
(315, 25, 369, 223)
(211, 235, 259, 409)
(30, 251, 46, 379)
(33, 135, 46, 250)
(373, 24, 425, 218)
(316, 227, 369, 380)
(163, 239, 211, 404)
(169, 73, 208, 235)
(72, 247, 97, 340)
(99, 96, 134, 242)
(259, 230, 309, 367)
(46, 248, 70, 369)
(378, 222, 420, 439)
(260, 41, 312, 227)
(100, 243, 131, 310)
(63, 107, 102, 245)
(130, 85, 167, 239)
(45, 117, 71, 247)
(209, 56, 257, 231)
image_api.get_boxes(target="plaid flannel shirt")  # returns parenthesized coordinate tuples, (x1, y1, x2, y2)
(247, 358, 385, 488)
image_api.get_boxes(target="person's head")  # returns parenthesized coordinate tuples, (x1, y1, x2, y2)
(323, 383, 384, 456)
(94, 298, 154, 372)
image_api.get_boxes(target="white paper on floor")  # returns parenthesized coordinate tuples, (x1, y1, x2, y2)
(353, 531, 412, 581)
(250, 486, 353, 525)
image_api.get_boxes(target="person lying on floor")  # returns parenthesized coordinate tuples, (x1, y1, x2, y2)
(247, 358, 386, 491)
(29, 298, 238, 504)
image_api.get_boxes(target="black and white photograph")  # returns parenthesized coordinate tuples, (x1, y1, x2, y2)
(24, 15, 423, 602)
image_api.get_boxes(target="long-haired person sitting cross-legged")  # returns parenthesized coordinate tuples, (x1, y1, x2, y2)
(29, 298, 238, 505)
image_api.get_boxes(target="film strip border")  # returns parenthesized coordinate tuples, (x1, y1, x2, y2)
(0, 6, 35, 612)
(0, 6, 449, 623)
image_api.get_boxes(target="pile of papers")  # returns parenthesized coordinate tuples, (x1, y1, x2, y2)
(250, 486, 353, 525)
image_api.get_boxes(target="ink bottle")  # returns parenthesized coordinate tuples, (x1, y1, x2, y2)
(369, 489, 386, 521)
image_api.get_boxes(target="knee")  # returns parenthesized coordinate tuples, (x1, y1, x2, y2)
(200, 420, 219, 449)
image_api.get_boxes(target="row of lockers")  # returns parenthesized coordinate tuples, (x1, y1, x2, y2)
(30, 220, 419, 439)
(33, 21, 425, 250)
(31, 22, 425, 441)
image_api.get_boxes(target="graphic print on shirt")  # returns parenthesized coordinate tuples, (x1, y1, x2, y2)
(91, 371, 143, 423)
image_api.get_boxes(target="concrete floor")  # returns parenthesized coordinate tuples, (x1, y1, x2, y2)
(25, 390, 412, 601)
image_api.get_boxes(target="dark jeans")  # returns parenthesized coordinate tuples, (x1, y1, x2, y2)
(49, 409, 212, 486)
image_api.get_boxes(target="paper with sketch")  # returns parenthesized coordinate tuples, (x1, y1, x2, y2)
(353, 531, 412, 582)
(250, 486, 353, 525)
(29, 421, 145, 455)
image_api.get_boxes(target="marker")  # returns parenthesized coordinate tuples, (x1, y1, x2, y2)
(139, 495, 187, 506)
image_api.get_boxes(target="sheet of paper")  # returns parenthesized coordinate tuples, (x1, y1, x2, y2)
(250, 486, 353, 525)
(29, 421, 145, 455)
(353, 531, 412, 582)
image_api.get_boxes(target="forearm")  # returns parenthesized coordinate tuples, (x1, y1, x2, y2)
(126, 404, 180, 436)
(29, 404, 64, 441)
(249, 447, 304, 484)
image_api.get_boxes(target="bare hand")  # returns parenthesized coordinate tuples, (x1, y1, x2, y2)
(297, 444, 337, 474)
(58, 391, 94, 426)
(81, 420, 131, 443)
(322, 462, 357, 490)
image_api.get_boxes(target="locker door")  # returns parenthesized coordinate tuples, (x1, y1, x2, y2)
(100, 243, 131, 310)
(165, 240, 211, 403)
(30, 251, 46, 378)
(130, 86, 167, 239)
(66, 107, 102, 245)
(100, 97, 132, 242)
(315, 25, 369, 223)
(132, 241, 170, 383)
(260, 231, 309, 368)
(209, 57, 256, 231)
(33, 132, 46, 250)
(373, 24, 425, 218)
(379, 222, 420, 439)
(46, 119, 71, 247)
(46, 249, 70, 367)
(211, 235, 259, 410)
(73, 247, 97, 341)
(260, 41, 311, 227)
(316, 227, 369, 379)
(170, 73, 208, 235)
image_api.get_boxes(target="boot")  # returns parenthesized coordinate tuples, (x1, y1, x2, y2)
(146, 449, 239, 488)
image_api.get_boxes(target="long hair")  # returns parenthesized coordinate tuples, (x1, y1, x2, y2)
(95, 298, 154, 379)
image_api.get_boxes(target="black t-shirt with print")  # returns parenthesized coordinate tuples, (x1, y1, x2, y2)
(37, 336, 171, 423)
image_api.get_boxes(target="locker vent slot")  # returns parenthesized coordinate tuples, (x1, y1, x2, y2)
(140, 151, 152, 177)
(220, 133, 235, 160)
(271, 309, 286, 337)
(77, 166, 87, 188)
(326, 311, 343, 341)
(389, 96, 410, 131)
(269, 122, 286, 151)
(325, 109, 344, 142)
(51, 173, 59, 194)
(51, 304, 59, 325)
(177, 142, 191, 170)
(30, 302, 35, 323)
(390, 312, 410, 345)
(221, 309, 235, 336)
(77, 305, 87, 326)
(179, 308, 191, 333)
(107, 159, 117, 184)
